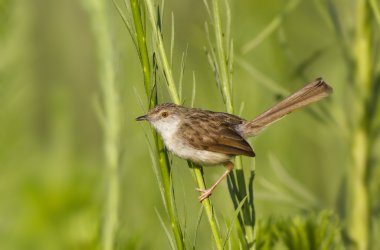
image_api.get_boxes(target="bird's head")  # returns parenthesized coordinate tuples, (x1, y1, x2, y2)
(136, 103, 185, 134)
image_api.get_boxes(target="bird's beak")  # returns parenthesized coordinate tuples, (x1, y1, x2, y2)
(136, 115, 148, 121)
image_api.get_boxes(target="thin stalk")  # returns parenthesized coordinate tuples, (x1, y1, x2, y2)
(193, 164, 223, 250)
(143, 0, 223, 248)
(97, 8, 120, 250)
(346, 1, 373, 249)
(348, 128, 370, 250)
(144, 0, 180, 105)
(210, 0, 255, 247)
(130, 0, 154, 108)
(211, 0, 232, 111)
(86, 0, 120, 249)
(155, 133, 184, 250)
(129, 0, 184, 249)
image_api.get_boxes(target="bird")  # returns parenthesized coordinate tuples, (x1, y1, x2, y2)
(136, 78, 332, 201)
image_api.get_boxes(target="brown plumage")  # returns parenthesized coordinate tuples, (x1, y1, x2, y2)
(178, 110, 255, 158)
(136, 78, 333, 201)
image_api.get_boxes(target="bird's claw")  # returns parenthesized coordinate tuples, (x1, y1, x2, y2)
(196, 188, 213, 202)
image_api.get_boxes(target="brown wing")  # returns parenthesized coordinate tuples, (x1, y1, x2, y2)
(179, 111, 255, 157)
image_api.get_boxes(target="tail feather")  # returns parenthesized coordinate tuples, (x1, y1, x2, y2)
(240, 78, 333, 137)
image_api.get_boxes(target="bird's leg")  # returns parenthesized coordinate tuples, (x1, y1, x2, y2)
(196, 161, 234, 202)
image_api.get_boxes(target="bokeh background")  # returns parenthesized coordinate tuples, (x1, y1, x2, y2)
(1, 0, 379, 249)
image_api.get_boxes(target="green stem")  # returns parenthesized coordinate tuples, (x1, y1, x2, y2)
(144, 0, 180, 105)
(155, 133, 184, 250)
(87, 0, 120, 249)
(192, 165, 223, 250)
(143, 0, 223, 247)
(130, 0, 154, 108)
(136, 0, 223, 248)
(130, 1, 184, 249)
(98, 10, 119, 250)
(212, 0, 232, 111)
(348, 128, 370, 250)
(354, 0, 373, 94)
(346, 1, 373, 249)
(210, 0, 255, 247)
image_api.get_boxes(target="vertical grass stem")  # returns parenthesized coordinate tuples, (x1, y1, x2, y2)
(129, 0, 184, 248)
(85, 0, 120, 249)
(210, 0, 255, 247)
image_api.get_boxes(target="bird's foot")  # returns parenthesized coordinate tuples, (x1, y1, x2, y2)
(196, 188, 213, 202)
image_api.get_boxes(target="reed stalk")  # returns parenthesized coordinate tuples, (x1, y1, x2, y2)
(208, 0, 255, 247)
(346, 1, 374, 249)
(129, 0, 184, 249)
(85, 0, 120, 249)
(128, 0, 224, 248)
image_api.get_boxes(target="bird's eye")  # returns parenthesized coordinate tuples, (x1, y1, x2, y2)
(161, 111, 169, 118)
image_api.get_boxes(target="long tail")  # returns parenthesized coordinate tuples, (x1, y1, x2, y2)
(240, 78, 333, 137)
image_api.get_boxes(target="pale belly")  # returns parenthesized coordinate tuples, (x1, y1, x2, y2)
(153, 118, 231, 165)
(165, 135, 231, 165)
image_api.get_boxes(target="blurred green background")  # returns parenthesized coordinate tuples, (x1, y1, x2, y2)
(1, 0, 379, 249)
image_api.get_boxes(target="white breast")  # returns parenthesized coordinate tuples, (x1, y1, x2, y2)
(152, 117, 180, 143)
(152, 118, 230, 165)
